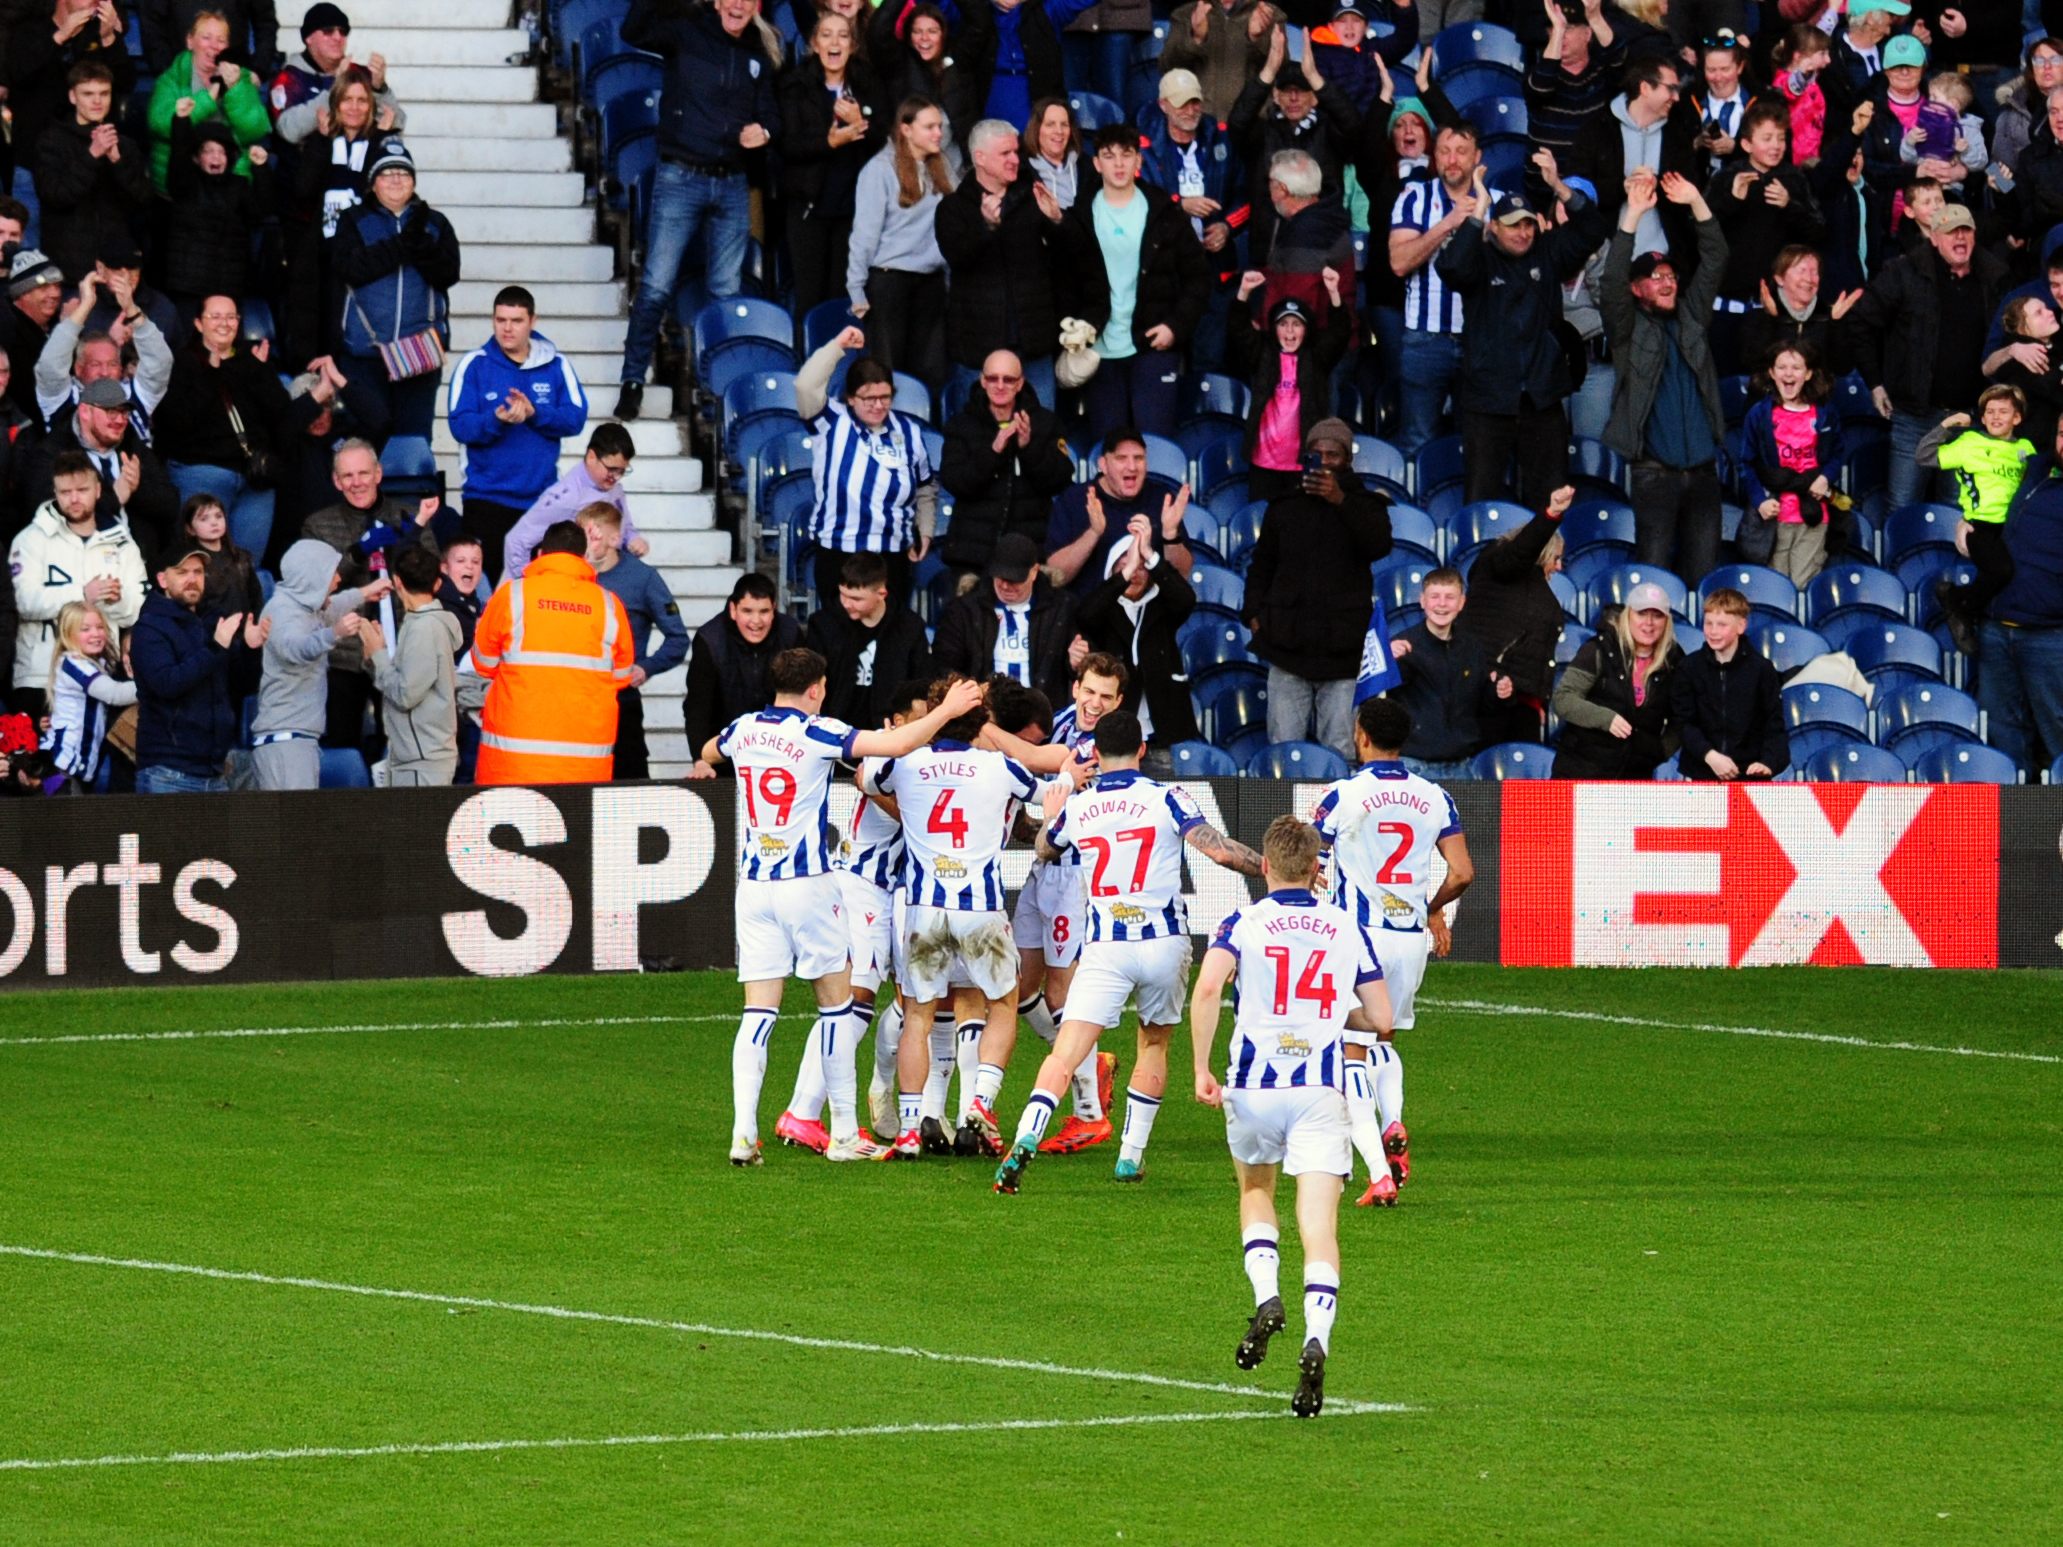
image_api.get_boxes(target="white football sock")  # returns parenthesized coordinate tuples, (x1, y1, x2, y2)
(819, 1000, 862, 1143)
(1242, 1224, 1281, 1306)
(920, 1016, 955, 1123)
(731, 1008, 777, 1144)
(1014, 1089, 1057, 1147)
(1021, 992, 1057, 1044)
(898, 1090, 923, 1132)
(1118, 1087, 1161, 1163)
(972, 1060, 1006, 1110)
(1070, 1043, 1102, 1120)
(786, 1019, 827, 1123)
(1372, 1042, 1404, 1130)
(1303, 1265, 1339, 1354)
(1344, 1059, 1386, 1182)
(956, 1021, 984, 1120)
(872, 1000, 903, 1083)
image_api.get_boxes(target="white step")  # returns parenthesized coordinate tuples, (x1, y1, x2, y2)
(385, 65, 535, 102)
(451, 279, 625, 315)
(418, 170, 584, 207)
(644, 530, 733, 566)
(284, 0, 510, 27)
(410, 136, 570, 172)
(675, 596, 725, 627)
(349, 27, 530, 66)
(464, 245, 615, 282)
(403, 102, 560, 139)
(559, 449, 702, 492)
(444, 205, 594, 245)
(660, 565, 745, 598)
(441, 477, 714, 531)
(433, 415, 684, 458)
(449, 314, 622, 353)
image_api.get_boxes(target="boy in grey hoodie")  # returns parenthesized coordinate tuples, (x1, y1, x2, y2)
(366, 540, 463, 785)
(252, 537, 388, 790)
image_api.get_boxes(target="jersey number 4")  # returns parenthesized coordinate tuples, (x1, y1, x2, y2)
(742, 766, 797, 828)
(1262, 946, 1337, 1019)
(1079, 827, 1156, 897)
(927, 789, 969, 849)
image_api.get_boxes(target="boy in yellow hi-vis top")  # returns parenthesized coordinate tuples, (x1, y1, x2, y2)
(1918, 383, 2035, 655)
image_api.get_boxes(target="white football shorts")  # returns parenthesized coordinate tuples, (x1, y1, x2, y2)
(1367, 927, 1428, 1032)
(1011, 861, 1085, 968)
(1063, 935, 1195, 1030)
(735, 873, 849, 983)
(1224, 1085, 1353, 1176)
(902, 905, 1017, 1002)
(838, 872, 897, 993)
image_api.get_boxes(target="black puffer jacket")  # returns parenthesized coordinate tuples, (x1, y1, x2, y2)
(1240, 470, 1393, 682)
(776, 57, 885, 217)
(169, 120, 277, 299)
(1226, 74, 1362, 264)
(34, 117, 152, 285)
(1078, 557, 1199, 743)
(1670, 640, 1789, 780)
(152, 345, 325, 473)
(865, 3, 979, 148)
(931, 575, 1078, 705)
(1453, 510, 1566, 701)
(1846, 243, 2010, 417)
(935, 172, 1064, 368)
(1436, 193, 1608, 418)
(1052, 188, 1211, 350)
(936, 380, 1075, 571)
(1550, 621, 1684, 779)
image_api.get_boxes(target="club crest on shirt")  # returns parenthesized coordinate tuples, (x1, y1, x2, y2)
(1381, 892, 1415, 922)
(756, 833, 789, 856)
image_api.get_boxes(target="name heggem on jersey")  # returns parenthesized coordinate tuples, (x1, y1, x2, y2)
(716, 707, 860, 880)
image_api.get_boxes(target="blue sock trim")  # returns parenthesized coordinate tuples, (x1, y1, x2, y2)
(1125, 1088, 1161, 1107)
(1244, 1236, 1280, 1255)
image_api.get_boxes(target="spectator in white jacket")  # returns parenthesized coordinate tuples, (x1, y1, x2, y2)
(9, 449, 147, 712)
(847, 98, 953, 391)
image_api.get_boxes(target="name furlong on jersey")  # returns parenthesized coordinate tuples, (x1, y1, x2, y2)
(868, 740, 1039, 910)
(1311, 765, 1462, 931)
(839, 754, 906, 889)
(1047, 771, 1204, 941)
(1214, 892, 1381, 1091)
(715, 707, 859, 880)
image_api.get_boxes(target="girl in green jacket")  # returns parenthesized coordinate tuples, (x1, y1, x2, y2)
(145, 11, 271, 194)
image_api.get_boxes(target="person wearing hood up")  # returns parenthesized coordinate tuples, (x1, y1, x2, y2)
(251, 535, 392, 789)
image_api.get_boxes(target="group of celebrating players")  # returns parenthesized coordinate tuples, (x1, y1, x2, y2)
(702, 650, 1474, 1418)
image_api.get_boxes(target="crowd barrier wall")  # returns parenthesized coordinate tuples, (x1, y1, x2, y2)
(0, 780, 2055, 990)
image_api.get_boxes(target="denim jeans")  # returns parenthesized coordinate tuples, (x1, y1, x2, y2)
(949, 355, 1057, 416)
(168, 462, 274, 561)
(1631, 460, 1723, 587)
(1889, 408, 1949, 510)
(1081, 350, 1180, 443)
(1265, 667, 1355, 760)
(1403, 756, 1474, 781)
(1568, 360, 1617, 442)
(1396, 328, 1461, 460)
(1976, 620, 2063, 775)
(623, 161, 752, 386)
(1061, 30, 1135, 105)
(137, 763, 227, 794)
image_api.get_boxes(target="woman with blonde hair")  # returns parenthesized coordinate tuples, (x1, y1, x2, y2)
(1551, 582, 1685, 779)
(43, 600, 135, 792)
(846, 96, 954, 388)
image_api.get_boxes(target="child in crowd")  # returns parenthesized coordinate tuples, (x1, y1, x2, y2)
(1387, 567, 1512, 780)
(1770, 24, 1830, 164)
(42, 600, 134, 792)
(1741, 342, 1847, 586)
(1901, 72, 1986, 174)
(1918, 385, 2036, 656)
(365, 539, 461, 786)
(1238, 282, 1350, 502)
(1670, 588, 1788, 782)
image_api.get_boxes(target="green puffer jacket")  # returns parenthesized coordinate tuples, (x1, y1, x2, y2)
(146, 54, 271, 194)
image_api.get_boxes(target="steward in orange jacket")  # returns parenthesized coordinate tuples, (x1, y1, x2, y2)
(471, 542, 636, 784)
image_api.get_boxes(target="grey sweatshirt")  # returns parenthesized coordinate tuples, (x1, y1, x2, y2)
(845, 145, 948, 311)
(254, 538, 364, 736)
(1611, 95, 1667, 258)
(368, 603, 462, 784)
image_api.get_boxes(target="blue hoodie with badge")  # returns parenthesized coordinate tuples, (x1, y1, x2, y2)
(446, 333, 592, 506)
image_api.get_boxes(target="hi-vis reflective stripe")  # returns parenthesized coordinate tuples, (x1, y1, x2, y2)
(502, 576, 619, 671)
(479, 731, 615, 759)
(505, 650, 618, 672)
(472, 650, 502, 669)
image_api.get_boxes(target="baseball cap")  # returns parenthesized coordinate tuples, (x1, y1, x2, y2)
(97, 236, 143, 271)
(1303, 417, 1355, 456)
(1272, 64, 1310, 92)
(301, 2, 350, 36)
(1933, 202, 1975, 233)
(988, 532, 1040, 584)
(1331, 0, 1365, 16)
(78, 379, 128, 410)
(1629, 250, 1676, 282)
(1882, 33, 1926, 69)
(1491, 191, 1537, 225)
(1268, 295, 1311, 327)
(1158, 67, 1204, 106)
(162, 544, 213, 570)
(366, 136, 415, 179)
(1623, 582, 1674, 614)
(1846, 0, 1910, 15)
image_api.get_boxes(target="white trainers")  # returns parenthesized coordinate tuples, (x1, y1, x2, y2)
(826, 1130, 893, 1162)
(868, 1071, 896, 1139)
(729, 1137, 763, 1167)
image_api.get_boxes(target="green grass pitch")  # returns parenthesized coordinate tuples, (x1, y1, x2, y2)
(0, 964, 2057, 1544)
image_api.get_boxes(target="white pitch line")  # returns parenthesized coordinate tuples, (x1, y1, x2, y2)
(0, 1245, 1402, 1409)
(1420, 998, 2063, 1066)
(0, 1405, 1400, 1474)
(0, 1012, 746, 1049)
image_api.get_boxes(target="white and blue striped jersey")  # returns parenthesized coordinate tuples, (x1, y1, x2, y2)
(43, 654, 134, 780)
(868, 738, 1038, 910)
(1045, 770, 1202, 941)
(716, 706, 860, 881)
(1211, 890, 1381, 1091)
(838, 755, 906, 890)
(1312, 760, 1462, 932)
(1392, 179, 1466, 334)
(807, 399, 933, 554)
(1049, 703, 1099, 759)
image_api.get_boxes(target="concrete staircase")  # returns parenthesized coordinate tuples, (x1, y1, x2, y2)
(283, 0, 739, 776)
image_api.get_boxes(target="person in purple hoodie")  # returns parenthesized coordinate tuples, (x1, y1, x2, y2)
(500, 422, 652, 582)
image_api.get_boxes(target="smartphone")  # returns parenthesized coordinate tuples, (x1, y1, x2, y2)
(1301, 450, 1326, 475)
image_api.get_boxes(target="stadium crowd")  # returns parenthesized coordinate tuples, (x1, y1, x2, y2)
(4, 0, 2063, 795)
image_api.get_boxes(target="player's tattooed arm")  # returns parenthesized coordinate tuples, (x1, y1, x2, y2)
(1035, 828, 1067, 864)
(1185, 822, 1263, 875)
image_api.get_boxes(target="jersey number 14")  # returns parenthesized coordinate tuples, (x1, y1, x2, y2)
(1263, 945, 1336, 1018)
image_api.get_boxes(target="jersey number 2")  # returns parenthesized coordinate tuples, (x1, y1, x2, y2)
(1079, 827, 1156, 897)
(1377, 821, 1414, 884)
(1262, 946, 1337, 1019)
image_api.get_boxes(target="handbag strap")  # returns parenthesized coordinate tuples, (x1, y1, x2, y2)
(215, 373, 256, 462)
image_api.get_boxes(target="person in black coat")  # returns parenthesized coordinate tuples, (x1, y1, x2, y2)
(778, 12, 885, 321)
(1550, 593, 1685, 779)
(803, 549, 935, 730)
(166, 117, 277, 331)
(1670, 588, 1789, 781)
(931, 532, 1079, 706)
(6, 0, 137, 186)
(1052, 122, 1210, 443)
(1226, 33, 1362, 268)
(1075, 517, 1199, 748)
(1238, 287, 1350, 501)
(867, 1, 978, 155)
(1453, 485, 1571, 746)
(936, 355, 1074, 587)
(268, 354, 391, 569)
(15, 382, 182, 562)
(1737, 242, 1858, 378)
(935, 121, 1067, 401)
(1436, 159, 1608, 508)
(943, 0, 1073, 133)
(34, 61, 152, 287)
(683, 573, 805, 779)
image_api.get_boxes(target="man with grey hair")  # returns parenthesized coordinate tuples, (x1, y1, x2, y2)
(1228, 23, 1359, 265)
(1251, 146, 1357, 338)
(937, 115, 1067, 410)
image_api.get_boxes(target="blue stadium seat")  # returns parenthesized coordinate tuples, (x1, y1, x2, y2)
(1803, 743, 1909, 783)
(380, 433, 435, 483)
(1788, 724, 1872, 768)
(1381, 501, 1437, 557)
(1375, 559, 1433, 614)
(1561, 497, 1636, 552)
(1412, 434, 1465, 499)
(1458, 93, 1526, 142)
(1653, 753, 1686, 780)
(1559, 543, 1635, 604)
(1352, 436, 1407, 488)
(1470, 742, 1552, 780)
(1429, 20, 1526, 74)
(1553, 622, 1594, 665)
(721, 372, 800, 458)
(731, 412, 806, 493)
(1750, 619, 1831, 675)
(803, 298, 860, 356)
(1180, 504, 1226, 565)
(1180, 617, 1253, 677)
(238, 298, 275, 346)
(1846, 504, 1882, 563)
(1068, 91, 1126, 128)
(1782, 683, 1869, 740)
(1883, 502, 1961, 562)
(1568, 437, 1628, 492)
(1700, 564, 1799, 621)
(1175, 415, 1244, 470)
(554, 0, 615, 70)
(1892, 545, 1963, 594)
(1829, 371, 1876, 422)
(2051, 754, 2063, 787)
(1198, 678, 1269, 749)
(1246, 741, 1353, 780)
(1448, 499, 1531, 555)
(751, 427, 813, 505)
(1806, 563, 1907, 630)
(605, 129, 658, 211)
(700, 338, 799, 402)
(1436, 60, 1526, 113)
(1841, 425, 1890, 497)
(1189, 563, 1245, 614)
(318, 748, 371, 789)
(1876, 681, 1982, 750)
(897, 373, 934, 423)
(1846, 621, 1942, 682)
(1547, 569, 1580, 619)
(1910, 742, 2019, 784)
(1587, 563, 1690, 622)
(1179, 372, 1250, 423)
(1476, 135, 1530, 190)
(1169, 740, 1238, 779)
(1422, 482, 1465, 527)
(1205, 479, 1251, 525)
(1197, 433, 1247, 499)
(695, 297, 795, 369)
(1719, 374, 1751, 426)
(1912, 559, 1977, 627)
(1222, 500, 1267, 569)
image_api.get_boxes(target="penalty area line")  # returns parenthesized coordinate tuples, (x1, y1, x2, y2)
(0, 1245, 1410, 1410)
(0, 1406, 1395, 1474)
(0, 1013, 745, 1049)
(1420, 998, 2062, 1066)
